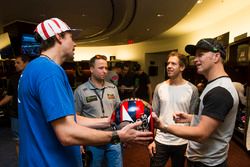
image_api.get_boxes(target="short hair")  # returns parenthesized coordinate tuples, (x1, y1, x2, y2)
(15, 54, 31, 63)
(168, 51, 187, 67)
(34, 31, 67, 52)
(89, 55, 107, 67)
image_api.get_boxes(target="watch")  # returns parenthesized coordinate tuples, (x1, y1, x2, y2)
(110, 131, 120, 144)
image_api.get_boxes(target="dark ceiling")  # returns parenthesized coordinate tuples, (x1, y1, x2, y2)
(0, 0, 197, 46)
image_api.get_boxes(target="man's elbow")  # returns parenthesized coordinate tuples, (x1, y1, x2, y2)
(194, 134, 210, 143)
(57, 133, 75, 146)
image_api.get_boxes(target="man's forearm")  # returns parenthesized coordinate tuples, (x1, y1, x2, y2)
(76, 115, 110, 129)
(0, 95, 13, 106)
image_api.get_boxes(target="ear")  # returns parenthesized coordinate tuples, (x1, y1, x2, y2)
(213, 52, 221, 63)
(55, 34, 63, 44)
(180, 65, 185, 72)
(90, 66, 94, 73)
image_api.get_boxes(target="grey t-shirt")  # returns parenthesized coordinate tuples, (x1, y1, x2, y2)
(187, 76, 239, 166)
(153, 81, 199, 145)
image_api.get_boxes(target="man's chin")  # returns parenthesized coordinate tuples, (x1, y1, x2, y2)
(196, 69, 203, 74)
(65, 55, 74, 62)
(167, 74, 174, 78)
(100, 77, 106, 80)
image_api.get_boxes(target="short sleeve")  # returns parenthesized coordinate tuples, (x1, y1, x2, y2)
(74, 87, 84, 113)
(39, 75, 75, 122)
(202, 87, 233, 121)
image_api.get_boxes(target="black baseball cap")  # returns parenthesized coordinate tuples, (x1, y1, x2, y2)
(185, 38, 226, 59)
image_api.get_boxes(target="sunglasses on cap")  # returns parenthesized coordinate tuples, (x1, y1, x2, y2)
(94, 55, 107, 60)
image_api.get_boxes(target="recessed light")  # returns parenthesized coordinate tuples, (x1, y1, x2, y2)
(156, 13, 164, 17)
(146, 28, 150, 31)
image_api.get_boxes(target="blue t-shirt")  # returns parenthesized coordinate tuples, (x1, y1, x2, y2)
(18, 57, 82, 167)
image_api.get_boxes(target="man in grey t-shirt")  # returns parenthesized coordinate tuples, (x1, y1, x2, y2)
(152, 38, 239, 167)
(148, 52, 199, 167)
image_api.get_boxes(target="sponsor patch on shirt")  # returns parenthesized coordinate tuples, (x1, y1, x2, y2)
(107, 94, 115, 99)
(86, 95, 98, 103)
(82, 88, 88, 91)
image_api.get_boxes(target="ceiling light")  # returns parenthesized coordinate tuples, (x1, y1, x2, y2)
(146, 28, 150, 31)
(197, 0, 203, 4)
(156, 13, 164, 17)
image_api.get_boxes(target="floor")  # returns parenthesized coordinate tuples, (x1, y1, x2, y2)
(123, 140, 250, 167)
(0, 126, 18, 167)
(0, 124, 250, 167)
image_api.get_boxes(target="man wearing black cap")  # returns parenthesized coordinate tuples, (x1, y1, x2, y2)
(18, 18, 152, 167)
(152, 38, 239, 167)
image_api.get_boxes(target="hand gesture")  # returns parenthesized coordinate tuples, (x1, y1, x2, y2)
(118, 121, 153, 143)
(147, 141, 156, 157)
(151, 112, 165, 131)
(173, 112, 192, 123)
(80, 145, 85, 154)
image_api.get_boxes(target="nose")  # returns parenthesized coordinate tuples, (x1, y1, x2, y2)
(73, 40, 76, 47)
(104, 68, 108, 74)
(193, 57, 198, 64)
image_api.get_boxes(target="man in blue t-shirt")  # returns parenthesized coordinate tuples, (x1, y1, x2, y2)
(18, 18, 153, 167)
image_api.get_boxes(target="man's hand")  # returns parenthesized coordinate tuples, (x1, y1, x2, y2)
(118, 121, 153, 143)
(147, 141, 156, 157)
(80, 145, 85, 154)
(173, 112, 192, 123)
(151, 112, 166, 131)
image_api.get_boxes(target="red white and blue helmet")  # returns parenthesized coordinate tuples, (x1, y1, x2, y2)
(111, 98, 154, 133)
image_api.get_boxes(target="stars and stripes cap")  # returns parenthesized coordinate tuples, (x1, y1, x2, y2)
(34, 18, 81, 40)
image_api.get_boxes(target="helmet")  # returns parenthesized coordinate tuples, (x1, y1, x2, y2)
(111, 98, 154, 133)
